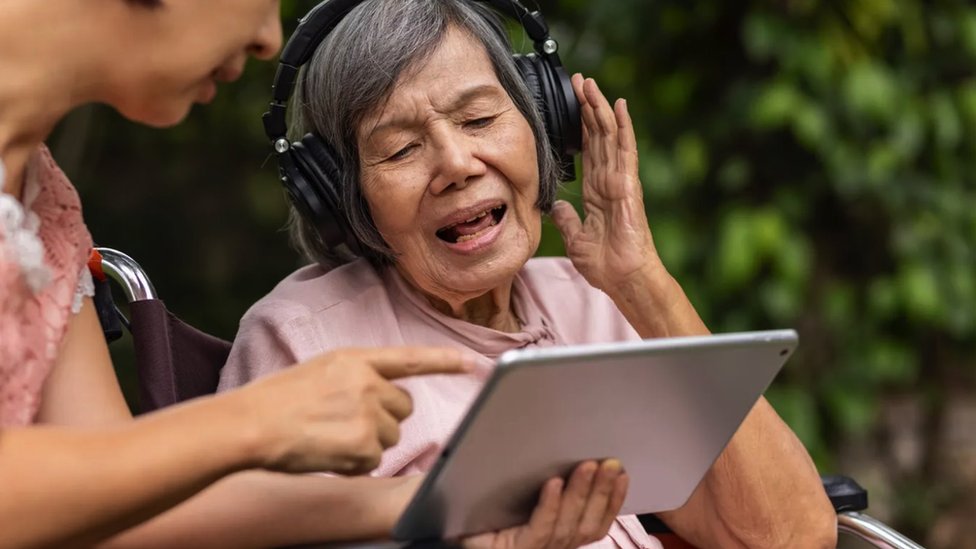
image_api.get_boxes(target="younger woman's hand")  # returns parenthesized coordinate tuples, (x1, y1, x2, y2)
(551, 74, 662, 293)
(463, 459, 628, 549)
(236, 346, 468, 475)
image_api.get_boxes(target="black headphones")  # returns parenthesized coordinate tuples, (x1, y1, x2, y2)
(263, 0, 581, 255)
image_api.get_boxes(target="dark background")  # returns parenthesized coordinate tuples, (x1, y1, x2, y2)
(50, 1, 976, 545)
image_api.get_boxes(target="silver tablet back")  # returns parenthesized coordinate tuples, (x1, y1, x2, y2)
(393, 330, 798, 540)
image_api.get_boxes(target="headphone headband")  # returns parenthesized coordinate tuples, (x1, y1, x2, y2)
(263, 0, 562, 143)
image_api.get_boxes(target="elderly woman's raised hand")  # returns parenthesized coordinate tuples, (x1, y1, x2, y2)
(233, 347, 469, 475)
(462, 460, 628, 549)
(551, 74, 663, 295)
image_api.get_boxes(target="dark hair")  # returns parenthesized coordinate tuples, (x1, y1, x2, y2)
(125, 0, 163, 7)
(288, 0, 561, 270)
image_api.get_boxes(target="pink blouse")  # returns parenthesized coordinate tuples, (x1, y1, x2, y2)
(219, 257, 662, 549)
(0, 146, 94, 427)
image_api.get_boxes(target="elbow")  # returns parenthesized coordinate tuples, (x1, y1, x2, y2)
(800, 501, 838, 549)
(774, 495, 838, 549)
(730, 494, 838, 549)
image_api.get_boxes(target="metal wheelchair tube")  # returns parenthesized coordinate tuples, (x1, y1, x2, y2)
(94, 247, 158, 302)
(838, 512, 925, 549)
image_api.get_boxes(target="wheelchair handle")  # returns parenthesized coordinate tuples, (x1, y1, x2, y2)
(838, 512, 925, 549)
(94, 247, 158, 302)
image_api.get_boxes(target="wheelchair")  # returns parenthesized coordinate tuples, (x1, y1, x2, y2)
(91, 246, 926, 549)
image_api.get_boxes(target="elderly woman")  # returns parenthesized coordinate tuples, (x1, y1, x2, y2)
(219, 0, 837, 547)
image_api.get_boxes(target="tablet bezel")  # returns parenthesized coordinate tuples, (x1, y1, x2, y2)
(392, 329, 798, 540)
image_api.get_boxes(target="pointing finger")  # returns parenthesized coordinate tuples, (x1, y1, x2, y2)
(359, 347, 471, 379)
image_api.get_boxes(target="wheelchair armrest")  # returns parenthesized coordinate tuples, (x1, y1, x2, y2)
(822, 474, 868, 512)
(637, 474, 870, 534)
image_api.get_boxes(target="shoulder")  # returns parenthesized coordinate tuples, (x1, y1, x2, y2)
(30, 146, 92, 275)
(520, 256, 595, 291)
(30, 146, 84, 212)
(221, 259, 399, 389)
(241, 259, 385, 328)
(237, 259, 398, 353)
(520, 256, 610, 302)
(254, 259, 385, 312)
(521, 257, 638, 343)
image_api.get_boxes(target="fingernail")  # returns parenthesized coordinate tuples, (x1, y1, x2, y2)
(603, 458, 621, 472)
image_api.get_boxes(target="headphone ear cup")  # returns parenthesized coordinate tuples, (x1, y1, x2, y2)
(290, 134, 362, 254)
(514, 53, 581, 181)
(280, 148, 330, 236)
(514, 54, 548, 134)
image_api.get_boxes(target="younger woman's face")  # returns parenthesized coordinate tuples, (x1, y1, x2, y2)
(110, 0, 282, 127)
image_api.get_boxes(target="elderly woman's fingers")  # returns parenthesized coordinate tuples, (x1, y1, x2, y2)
(582, 79, 619, 138)
(523, 477, 563, 548)
(573, 76, 601, 142)
(614, 99, 640, 182)
(550, 200, 583, 248)
(546, 461, 598, 549)
(598, 471, 630, 536)
(582, 81, 613, 166)
(571, 72, 586, 103)
(574, 459, 624, 544)
(614, 99, 637, 157)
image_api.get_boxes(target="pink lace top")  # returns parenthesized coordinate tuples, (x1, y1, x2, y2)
(0, 146, 95, 427)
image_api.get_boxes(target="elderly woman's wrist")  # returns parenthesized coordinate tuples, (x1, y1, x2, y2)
(607, 258, 675, 306)
(610, 261, 708, 338)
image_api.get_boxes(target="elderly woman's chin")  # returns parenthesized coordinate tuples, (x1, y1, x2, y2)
(401, 209, 541, 297)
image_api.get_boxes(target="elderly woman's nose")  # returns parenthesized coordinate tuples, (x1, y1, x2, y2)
(428, 135, 486, 194)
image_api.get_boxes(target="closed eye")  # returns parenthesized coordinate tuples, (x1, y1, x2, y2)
(386, 143, 418, 162)
(463, 116, 496, 130)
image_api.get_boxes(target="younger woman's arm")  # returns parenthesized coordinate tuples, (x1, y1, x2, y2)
(4, 298, 466, 549)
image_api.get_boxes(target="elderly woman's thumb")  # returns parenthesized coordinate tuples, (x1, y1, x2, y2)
(550, 200, 583, 245)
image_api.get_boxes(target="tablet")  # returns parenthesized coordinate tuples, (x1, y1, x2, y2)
(392, 329, 798, 541)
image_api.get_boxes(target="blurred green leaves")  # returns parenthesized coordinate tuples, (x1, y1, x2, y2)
(539, 0, 976, 538)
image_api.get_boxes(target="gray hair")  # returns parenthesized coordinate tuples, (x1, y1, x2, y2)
(288, 0, 561, 269)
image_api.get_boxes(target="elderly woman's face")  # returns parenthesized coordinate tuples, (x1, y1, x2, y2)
(358, 26, 541, 303)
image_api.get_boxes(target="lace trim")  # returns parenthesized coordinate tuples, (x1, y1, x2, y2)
(0, 157, 51, 293)
(73, 267, 94, 314)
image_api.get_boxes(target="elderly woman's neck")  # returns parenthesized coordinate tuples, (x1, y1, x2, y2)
(396, 268, 522, 333)
(426, 283, 520, 333)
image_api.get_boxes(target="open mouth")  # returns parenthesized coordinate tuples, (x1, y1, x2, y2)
(436, 205, 507, 244)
